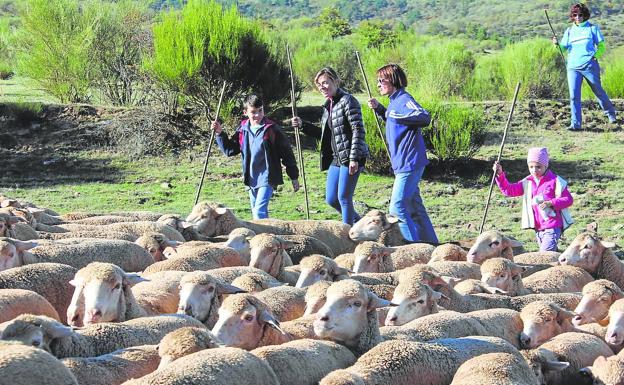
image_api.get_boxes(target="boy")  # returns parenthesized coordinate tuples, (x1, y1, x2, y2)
(212, 94, 299, 219)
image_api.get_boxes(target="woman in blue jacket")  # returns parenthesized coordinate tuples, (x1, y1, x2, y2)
(367, 64, 438, 243)
(553, 3, 617, 131)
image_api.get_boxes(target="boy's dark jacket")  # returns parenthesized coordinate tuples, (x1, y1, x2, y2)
(216, 117, 299, 187)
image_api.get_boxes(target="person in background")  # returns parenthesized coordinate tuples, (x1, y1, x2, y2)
(367, 64, 438, 243)
(292, 67, 369, 225)
(493, 147, 573, 251)
(213, 94, 299, 219)
(553, 2, 617, 131)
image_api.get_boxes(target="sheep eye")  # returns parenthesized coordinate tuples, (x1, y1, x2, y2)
(489, 241, 500, 247)
(32, 340, 40, 347)
(353, 301, 362, 307)
(583, 244, 591, 250)
(207, 286, 215, 293)
(244, 314, 254, 322)
(500, 274, 506, 278)
(113, 283, 121, 290)
(319, 270, 327, 276)
(416, 299, 425, 304)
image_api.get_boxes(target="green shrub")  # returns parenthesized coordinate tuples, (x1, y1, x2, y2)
(13, 0, 96, 103)
(145, 0, 292, 116)
(581, 45, 624, 100)
(465, 53, 505, 100)
(0, 16, 15, 78)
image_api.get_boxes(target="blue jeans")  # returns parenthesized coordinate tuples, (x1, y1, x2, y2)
(389, 167, 438, 243)
(326, 165, 362, 225)
(248, 186, 273, 219)
(536, 228, 561, 252)
(567, 59, 616, 129)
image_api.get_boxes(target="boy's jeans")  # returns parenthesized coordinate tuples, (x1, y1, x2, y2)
(249, 186, 273, 219)
(536, 227, 561, 252)
(389, 166, 438, 243)
(567, 59, 616, 129)
(326, 165, 362, 225)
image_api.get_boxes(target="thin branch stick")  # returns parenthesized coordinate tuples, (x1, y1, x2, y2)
(545, 9, 567, 67)
(479, 82, 521, 234)
(194, 80, 227, 205)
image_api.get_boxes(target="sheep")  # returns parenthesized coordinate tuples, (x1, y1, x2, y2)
(16, 238, 155, 272)
(334, 252, 355, 270)
(248, 233, 300, 285)
(254, 286, 307, 321)
(145, 265, 272, 285)
(0, 313, 205, 358)
(41, 221, 186, 242)
(0, 262, 77, 324)
(452, 279, 507, 295)
(142, 241, 244, 275)
(428, 243, 467, 263)
(131, 270, 188, 315)
(481, 258, 594, 295)
(295, 254, 351, 288)
(427, 261, 482, 280)
(606, 298, 624, 346)
(69, 215, 151, 226)
(231, 272, 283, 292)
(451, 352, 540, 385)
(134, 233, 180, 262)
(522, 332, 613, 385)
(252, 339, 357, 385)
(156, 213, 209, 241)
(304, 280, 333, 316)
(513, 250, 560, 265)
(348, 209, 407, 246)
(319, 336, 520, 385)
(519, 300, 578, 349)
(122, 347, 280, 385)
(61, 345, 160, 385)
(186, 201, 357, 254)
(313, 279, 393, 356)
(38, 230, 137, 241)
(0, 288, 60, 323)
(0, 342, 79, 385)
(61, 211, 163, 222)
(221, 227, 256, 264)
(384, 278, 442, 326)
(573, 279, 623, 326)
(156, 327, 222, 369)
(0, 211, 39, 240)
(278, 234, 335, 264)
(559, 232, 624, 290)
(177, 271, 246, 328)
(465, 230, 524, 264)
(579, 355, 624, 385)
(351, 241, 435, 274)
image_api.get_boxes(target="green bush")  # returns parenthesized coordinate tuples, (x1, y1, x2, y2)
(581, 45, 624, 100)
(423, 102, 487, 164)
(145, 0, 292, 116)
(0, 16, 15, 78)
(13, 0, 96, 103)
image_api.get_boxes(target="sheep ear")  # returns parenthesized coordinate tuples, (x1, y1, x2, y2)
(217, 282, 246, 295)
(385, 215, 399, 225)
(430, 290, 445, 302)
(484, 286, 507, 295)
(164, 240, 182, 249)
(601, 241, 616, 249)
(178, 221, 195, 229)
(510, 264, 527, 277)
(586, 222, 598, 233)
(278, 238, 295, 250)
(12, 239, 38, 251)
(26, 207, 45, 214)
(505, 238, 523, 248)
(544, 360, 570, 372)
(333, 266, 351, 277)
(123, 273, 149, 287)
(39, 319, 75, 339)
(6, 216, 21, 226)
(367, 292, 391, 312)
(259, 309, 286, 334)
(556, 308, 576, 323)
(214, 207, 228, 216)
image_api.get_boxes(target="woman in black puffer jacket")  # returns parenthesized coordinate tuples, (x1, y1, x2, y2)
(292, 67, 369, 225)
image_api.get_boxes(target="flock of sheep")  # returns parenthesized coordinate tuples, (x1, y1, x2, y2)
(1, 196, 623, 385)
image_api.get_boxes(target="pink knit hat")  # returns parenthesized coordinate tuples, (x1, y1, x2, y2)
(527, 147, 549, 168)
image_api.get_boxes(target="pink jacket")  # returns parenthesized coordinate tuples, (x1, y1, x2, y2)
(495, 170, 573, 231)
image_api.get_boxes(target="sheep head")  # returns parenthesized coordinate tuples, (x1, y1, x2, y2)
(296, 254, 350, 288)
(519, 301, 576, 349)
(558, 232, 616, 273)
(573, 279, 623, 326)
(177, 271, 245, 323)
(352, 241, 393, 274)
(466, 230, 523, 264)
(480, 258, 526, 294)
(0, 314, 74, 353)
(385, 279, 443, 326)
(348, 210, 398, 242)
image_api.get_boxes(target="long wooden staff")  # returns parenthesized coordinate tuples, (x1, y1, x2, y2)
(194, 81, 227, 205)
(479, 82, 521, 234)
(355, 50, 391, 162)
(286, 44, 310, 219)
(545, 9, 567, 67)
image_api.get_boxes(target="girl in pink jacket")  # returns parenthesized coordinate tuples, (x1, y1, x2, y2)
(493, 147, 574, 251)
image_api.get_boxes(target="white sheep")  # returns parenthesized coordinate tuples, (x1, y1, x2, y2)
(351, 241, 435, 273)
(38, 230, 136, 241)
(304, 280, 333, 316)
(573, 279, 623, 326)
(0, 313, 205, 358)
(41, 221, 186, 242)
(605, 298, 624, 347)
(384, 278, 443, 326)
(230, 272, 284, 292)
(0, 288, 60, 323)
(252, 339, 357, 385)
(143, 241, 244, 274)
(348, 209, 408, 246)
(0, 262, 77, 324)
(579, 355, 624, 385)
(451, 352, 540, 385)
(122, 347, 280, 385)
(295, 254, 350, 288)
(156, 327, 223, 369)
(0, 342, 79, 385)
(559, 232, 624, 290)
(185, 201, 357, 255)
(61, 345, 160, 385)
(522, 332, 613, 385)
(254, 286, 307, 321)
(319, 336, 520, 385)
(61, 211, 163, 222)
(177, 271, 246, 328)
(248, 233, 300, 285)
(465, 230, 524, 264)
(428, 243, 467, 263)
(134, 233, 180, 262)
(427, 261, 482, 280)
(519, 300, 578, 349)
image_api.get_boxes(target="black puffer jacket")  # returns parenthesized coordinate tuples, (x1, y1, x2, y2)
(303, 88, 370, 171)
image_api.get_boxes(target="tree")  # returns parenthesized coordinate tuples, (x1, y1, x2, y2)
(357, 20, 398, 48)
(319, 7, 351, 39)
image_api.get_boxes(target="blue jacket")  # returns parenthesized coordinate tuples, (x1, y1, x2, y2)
(373, 88, 431, 173)
(560, 21, 604, 69)
(216, 117, 299, 187)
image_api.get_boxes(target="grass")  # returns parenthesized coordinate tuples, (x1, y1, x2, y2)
(2, 75, 624, 254)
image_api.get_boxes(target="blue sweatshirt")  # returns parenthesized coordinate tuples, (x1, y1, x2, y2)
(560, 21, 604, 69)
(373, 88, 431, 173)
